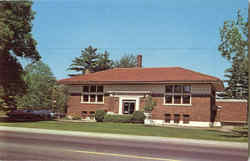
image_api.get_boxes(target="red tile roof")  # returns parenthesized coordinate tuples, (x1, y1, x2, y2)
(59, 67, 224, 90)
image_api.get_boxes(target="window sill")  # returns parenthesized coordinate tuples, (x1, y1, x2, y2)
(163, 104, 192, 106)
(80, 102, 104, 105)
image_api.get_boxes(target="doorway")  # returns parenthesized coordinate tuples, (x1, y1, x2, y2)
(123, 100, 136, 114)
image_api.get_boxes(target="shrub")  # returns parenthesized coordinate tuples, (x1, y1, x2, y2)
(103, 114, 132, 123)
(95, 110, 106, 122)
(143, 95, 157, 113)
(72, 115, 81, 120)
(131, 111, 145, 123)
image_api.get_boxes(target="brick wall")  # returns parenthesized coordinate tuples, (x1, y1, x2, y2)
(141, 96, 211, 122)
(67, 94, 114, 117)
(216, 100, 247, 122)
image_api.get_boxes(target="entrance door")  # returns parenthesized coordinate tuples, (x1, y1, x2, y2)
(123, 100, 135, 114)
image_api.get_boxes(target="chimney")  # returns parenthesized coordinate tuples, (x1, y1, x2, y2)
(137, 54, 142, 68)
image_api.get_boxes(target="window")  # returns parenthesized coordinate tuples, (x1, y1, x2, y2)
(123, 101, 135, 114)
(174, 114, 180, 123)
(81, 85, 104, 103)
(165, 86, 173, 93)
(90, 95, 96, 102)
(97, 86, 103, 93)
(164, 114, 171, 123)
(164, 85, 191, 105)
(174, 95, 181, 104)
(83, 86, 89, 92)
(174, 85, 182, 93)
(97, 95, 104, 102)
(165, 95, 172, 104)
(183, 114, 190, 124)
(90, 85, 96, 92)
(83, 95, 89, 102)
(183, 95, 191, 104)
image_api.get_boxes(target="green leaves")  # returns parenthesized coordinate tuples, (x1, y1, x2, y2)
(0, 1, 40, 110)
(218, 9, 247, 61)
(218, 9, 248, 99)
(16, 61, 56, 109)
(114, 54, 137, 68)
(143, 96, 157, 113)
(68, 45, 113, 75)
(0, 1, 39, 60)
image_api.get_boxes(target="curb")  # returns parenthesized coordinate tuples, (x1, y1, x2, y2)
(0, 126, 247, 149)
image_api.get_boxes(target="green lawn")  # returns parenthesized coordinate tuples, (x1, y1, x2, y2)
(0, 121, 247, 142)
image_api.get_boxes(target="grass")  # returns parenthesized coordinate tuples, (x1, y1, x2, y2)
(0, 120, 247, 142)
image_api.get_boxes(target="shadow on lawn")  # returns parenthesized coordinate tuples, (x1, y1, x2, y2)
(0, 116, 54, 123)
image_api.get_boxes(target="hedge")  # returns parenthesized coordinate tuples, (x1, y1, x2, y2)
(103, 114, 133, 123)
(103, 111, 145, 123)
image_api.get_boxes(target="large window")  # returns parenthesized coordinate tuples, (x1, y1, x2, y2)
(81, 85, 104, 103)
(164, 85, 191, 105)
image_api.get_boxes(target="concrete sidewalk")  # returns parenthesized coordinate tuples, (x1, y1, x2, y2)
(0, 126, 247, 149)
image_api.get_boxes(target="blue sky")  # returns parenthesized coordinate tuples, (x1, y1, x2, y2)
(26, 0, 248, 81)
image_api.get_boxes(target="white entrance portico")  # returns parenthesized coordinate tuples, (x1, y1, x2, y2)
(107, 91, 151, 115)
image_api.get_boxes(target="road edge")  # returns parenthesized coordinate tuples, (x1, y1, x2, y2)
(0, 126, 247, 149)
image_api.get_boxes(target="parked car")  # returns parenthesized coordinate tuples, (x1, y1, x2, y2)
(7, 109, 55, 121)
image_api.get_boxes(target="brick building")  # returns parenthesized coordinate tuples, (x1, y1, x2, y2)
(59, 56, 248, 126)
(216, 99, 247, 125)
(58, 55, 233, 127)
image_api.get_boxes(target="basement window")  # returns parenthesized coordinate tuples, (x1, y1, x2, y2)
(183, 114, 190, 124)
(174, 114, 180, 124)
(164, 113, 171, 123)
(81, 85, 104, 104)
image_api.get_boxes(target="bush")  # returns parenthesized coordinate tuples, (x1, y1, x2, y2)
(131, 111, 145, 123)
(103, 114, 132, 123)
(72, 115, 81, 120)
(143, 95, 156, 113)
(95, 110, 106, 122)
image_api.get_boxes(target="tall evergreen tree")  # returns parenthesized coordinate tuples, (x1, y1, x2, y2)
(68, 45, 99, 74)
(114, 54, 137, 68)
(68, 46, 113, 75)
(0, 1, 40, 109)
(218, 9, 248, 99)
(96, 51, 114, 71)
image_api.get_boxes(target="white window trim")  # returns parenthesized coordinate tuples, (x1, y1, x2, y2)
(163, 84, 192, 106)
(80, 85, 104, 104)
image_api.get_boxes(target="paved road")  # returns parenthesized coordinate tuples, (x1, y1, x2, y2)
(0, 130, 247, 161)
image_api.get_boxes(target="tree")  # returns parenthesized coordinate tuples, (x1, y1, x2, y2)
(68, 45, 99, 74)
(96, 51, 114, 72)
(68, 45, 113, 75)
(0, 1, 40, 109)
(114, 54, 137, 68)
(16, 61, 56, 109)
(51, 84, 69, 113)
(0, 53, 27, 110)
(218, 9, 248, 99)
(143, 95, 157, 113)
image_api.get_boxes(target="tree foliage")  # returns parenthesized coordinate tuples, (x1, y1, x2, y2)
(143, 95, 157, 113)
(51, 84, 69, 113)
(68, 45, 113, 75)
(0, 1, 40, 109)
(114, 54, 137, 68)
(218, 10, 248, 99)
(16, 61, 56, 109)
(96, 51, 114, 72)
